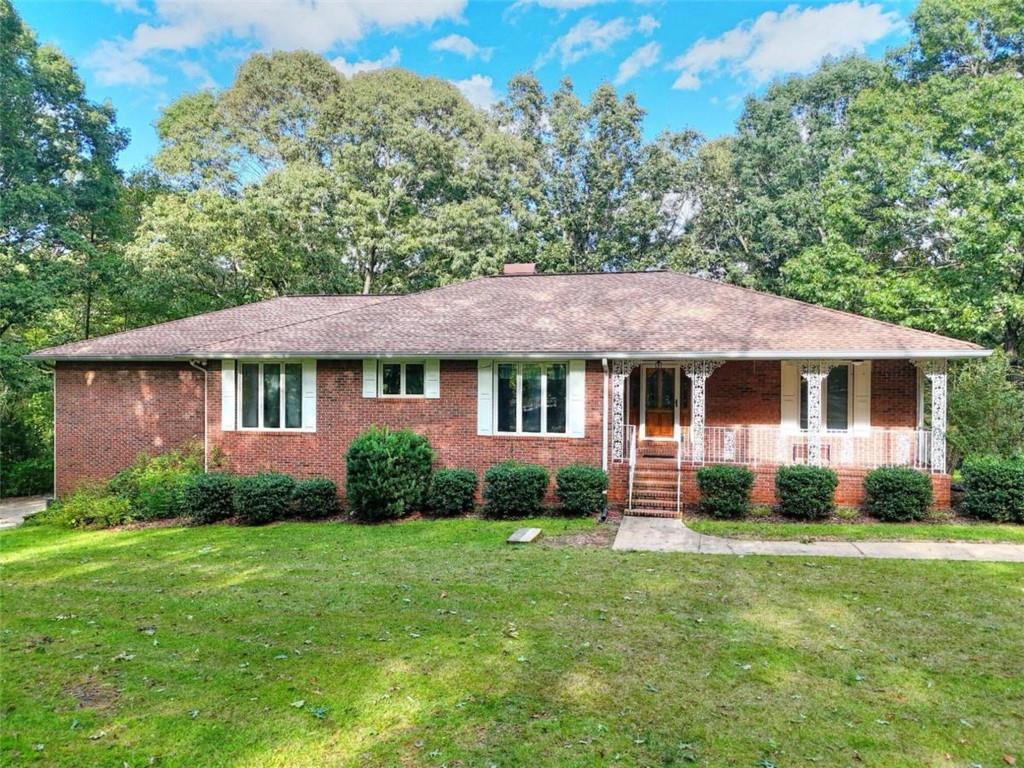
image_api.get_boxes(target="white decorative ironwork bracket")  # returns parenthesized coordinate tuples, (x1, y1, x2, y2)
(611, 359, 641, 461)
(682, 360, 724, 464)
(799, 361, 836, 466)
(913, 359, 947, 473)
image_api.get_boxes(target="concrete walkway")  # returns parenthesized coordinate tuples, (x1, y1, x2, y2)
(0, 496, 49, 530)
(613, 516, 1024, 563)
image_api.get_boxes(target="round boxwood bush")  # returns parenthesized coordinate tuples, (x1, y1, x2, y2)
(426, 469, 478, 517)
(292, 478, 340, 520)
(775, 465, 838, 520)
(180, 472, 236, 524)
(233, 473, 297, 525)
(960, 456, 1024, 523)
(483, 461, 549, 518)
(864, 467, 932, 521)
(555, 464, 608, 517)
(345, 427, 434, 521)
(696, 464, 755, 519)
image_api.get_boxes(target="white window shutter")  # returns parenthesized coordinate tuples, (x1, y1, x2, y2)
(424, 359, 440, 399)
(852, 361, 871, 434)
(780, 361, 799, 430)
(301, 359, 317, 432)
(221, 360, 236, 431)
(567, 360, 586, 437)
(477, 359, 493, 435)
(362, 359, 377, 398)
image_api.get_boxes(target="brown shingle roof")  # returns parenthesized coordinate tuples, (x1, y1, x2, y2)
(31, 272, 986, 360)
(29, 295, 389, 359)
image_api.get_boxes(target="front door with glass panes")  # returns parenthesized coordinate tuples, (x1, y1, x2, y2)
(642, 365, 677, 439)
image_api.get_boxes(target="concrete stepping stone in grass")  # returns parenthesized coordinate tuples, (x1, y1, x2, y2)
(507, 527, 542, 544)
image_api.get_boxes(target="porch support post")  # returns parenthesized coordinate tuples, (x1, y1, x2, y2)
(611, 359, 640, 461)
(914, 359, 947, 473)
(682, 360, 724, 465)
(800, 361, 834, 467)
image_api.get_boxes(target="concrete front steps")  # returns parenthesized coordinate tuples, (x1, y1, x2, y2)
(627, 452, 682, 518)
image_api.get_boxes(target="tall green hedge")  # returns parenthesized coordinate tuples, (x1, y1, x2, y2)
(960, 456, 1024, 523)
(775, 465, 838, 520)
(345, 427, 434, 521)
(696, 465, 755, 518)
(863, 467, 932, 521)
(483, 462, 549, 518)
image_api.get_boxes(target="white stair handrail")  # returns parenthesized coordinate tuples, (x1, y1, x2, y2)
(676, 433, 683, 515)
(627, 425, 637, 511)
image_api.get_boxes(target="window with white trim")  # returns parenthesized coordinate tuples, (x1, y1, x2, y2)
(800, 364, 851, 431)
(239, 361, 303, 430)
(379, 361, 425, 397)
(496, 362, 567, 434)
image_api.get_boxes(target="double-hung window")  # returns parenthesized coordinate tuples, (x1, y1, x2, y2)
(800, 364, 851, 431)
(380, 361, 425, 397)
(496, 362, 567, 435)
(239, 362, 303, 430)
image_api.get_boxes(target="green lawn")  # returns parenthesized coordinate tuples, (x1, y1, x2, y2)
(687, 518, 1024, 543)
(2, 519, 1022, 767)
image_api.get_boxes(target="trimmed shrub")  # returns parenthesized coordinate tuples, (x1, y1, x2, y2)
(293, 478, 340, 520)
(775, 465, 838, 520)
(555, 465, 608, 517)
(107, 443, 203, 520)
(960, 456, 1024, 523)
(696, 464, 755, 519)
(31, 484, 132, 529)
(1, 457, 53, 497)
(426, 469, 478, 517)
(180, 473, 236, 524)
(233, 473, 296, 525)
(345, 427, 434, 521)
(483, 462, 549, 518)
(864, 467, 932, 522)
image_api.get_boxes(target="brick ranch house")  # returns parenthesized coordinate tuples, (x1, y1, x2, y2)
(30, 267, 989, 515)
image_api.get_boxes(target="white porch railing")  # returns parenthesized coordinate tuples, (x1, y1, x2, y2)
(677, 426, 935, 472)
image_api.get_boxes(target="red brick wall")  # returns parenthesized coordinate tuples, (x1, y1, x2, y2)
(208, 360, 607, 501)
(55, 362, 204, 495)
(871, 360, 919, 428)
(55, 357, 944, 509)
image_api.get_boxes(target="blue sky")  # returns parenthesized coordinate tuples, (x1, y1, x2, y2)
(17, 0, 915, 171)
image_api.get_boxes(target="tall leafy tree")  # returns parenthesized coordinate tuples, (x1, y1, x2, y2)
(785, 0, 1024, 354)
(0, 0, 129, 494)
(496, 75, 698, 273)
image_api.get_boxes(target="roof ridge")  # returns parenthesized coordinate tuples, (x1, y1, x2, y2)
(664, 271, 984, 349)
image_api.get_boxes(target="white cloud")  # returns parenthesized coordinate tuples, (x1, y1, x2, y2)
(101, 0, 147, 14)
(669, 1, 901, 90)
(614, 41, 660, 85)
(541, 16, 632, 67)
(330, 47, 401, 78)
(431, 33, 493, 61)
(453, 74, 497, 109)
(514, 0, 609, 9)
(86, 0, 463, 87)
(179, 60, 216, 89)
(637, 14, 659, 35)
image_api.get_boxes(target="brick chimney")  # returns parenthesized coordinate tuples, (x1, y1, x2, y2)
(502, 262, 537, 276)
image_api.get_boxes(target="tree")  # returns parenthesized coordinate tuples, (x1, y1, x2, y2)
(791, 0, 1024, 354)
(0, 0, 129, 494)
(141, 54, 523, 300)
(948, 350, 1024, 466)
(496, 75, 699, 273)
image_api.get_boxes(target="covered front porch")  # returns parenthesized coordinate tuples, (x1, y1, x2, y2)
(608, 358, 949, 516)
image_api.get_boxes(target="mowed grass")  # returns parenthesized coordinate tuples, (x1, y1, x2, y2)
(688, 518, 1024, 543)
(1, 519, 1022, 767)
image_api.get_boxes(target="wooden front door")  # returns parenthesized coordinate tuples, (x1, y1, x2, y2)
(644, 366, 677, 438)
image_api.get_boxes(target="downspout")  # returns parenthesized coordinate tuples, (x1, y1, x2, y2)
(48, 365, 56, 502)
(188, 360, 209, 473)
